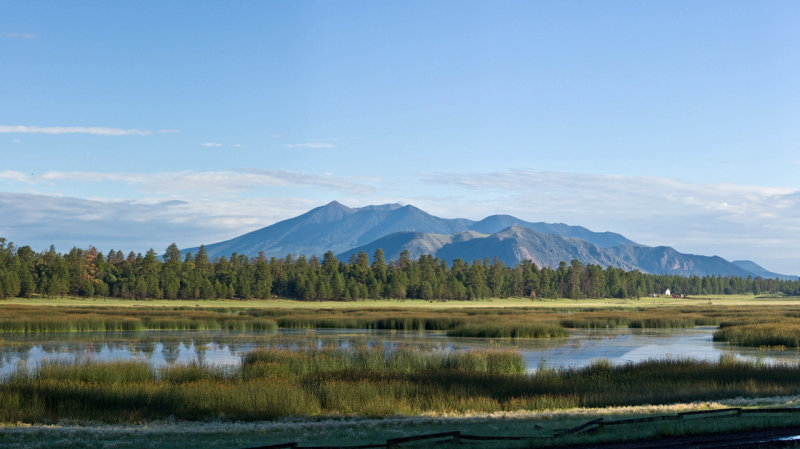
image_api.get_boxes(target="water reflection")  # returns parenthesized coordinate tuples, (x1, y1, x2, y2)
(2, 327, 800, 378)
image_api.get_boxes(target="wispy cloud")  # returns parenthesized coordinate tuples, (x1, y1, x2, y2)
(286, 142, 335, 149)
(0, 169, 377, 195)
(0, 192, 320, 254)
(0, 125, 151, 136)
(200, 142, 223, 147)
(6, 32, 35, 39)
(159, 129, 180, 134)
(418, 169, 800, 274)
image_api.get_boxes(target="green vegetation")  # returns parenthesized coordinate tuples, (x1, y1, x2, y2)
(1, 238, 798, 302)
(5, 348, 800, 423)
(446, 322, 567, 338)
(0, 304, 741, 336)
(0, 305, 277, 333)
(714, 322, 800, 348)
(6, 404, 800, 449)
(8, 303, 800, 336)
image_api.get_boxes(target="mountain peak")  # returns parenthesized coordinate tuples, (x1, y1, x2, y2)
(324, 200, 349, 209)
(356, 203, 404, 212)
(303, 201, 355, 223)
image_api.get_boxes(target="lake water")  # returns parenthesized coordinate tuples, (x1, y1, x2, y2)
(2, 327, 799, 378)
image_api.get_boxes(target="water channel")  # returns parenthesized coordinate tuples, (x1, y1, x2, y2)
(2, 327, 799, 378)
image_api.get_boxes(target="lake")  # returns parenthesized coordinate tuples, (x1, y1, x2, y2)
(2, 327, 799, 378)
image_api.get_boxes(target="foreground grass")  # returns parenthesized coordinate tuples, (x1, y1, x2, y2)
(5, 407, 800, 449)
(5, 348, 800, 424)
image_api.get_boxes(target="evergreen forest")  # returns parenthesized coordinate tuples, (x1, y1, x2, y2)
(0, 238, 798, 301)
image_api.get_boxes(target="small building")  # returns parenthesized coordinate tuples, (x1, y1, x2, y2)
(664, 288, 671, 296)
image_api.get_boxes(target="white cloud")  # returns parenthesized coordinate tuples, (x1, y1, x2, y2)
(0, 192, 320, 254)
(0, 125, 151, 136)
(159, 129, 180, 134)
(286, 142, 335, 149)
(6, 32, 35, 39)
(200, 142, 223, 147)
(419, 170, 800, 274)
(0, 169, 377, 196)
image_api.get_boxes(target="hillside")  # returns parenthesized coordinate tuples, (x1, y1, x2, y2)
(185, 201, 633, 261)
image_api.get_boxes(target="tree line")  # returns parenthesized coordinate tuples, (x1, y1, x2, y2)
(0, 238, 798, 300)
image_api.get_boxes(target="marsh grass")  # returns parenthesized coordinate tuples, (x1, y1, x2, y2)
(241, 347, 526, 376)
(11, 304, 800, 337)
(5, 347, 800, 423)
(714, 322, 800, 348)
(0, 305, 278, 333)
(446, 322, 567, 338)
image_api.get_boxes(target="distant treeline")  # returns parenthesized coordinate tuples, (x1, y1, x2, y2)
(0, 238, 798, 300)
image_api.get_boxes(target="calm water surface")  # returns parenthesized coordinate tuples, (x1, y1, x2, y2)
(2, 327, 799, 378)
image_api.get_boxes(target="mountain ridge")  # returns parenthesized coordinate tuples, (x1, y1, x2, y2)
(184, 201, 795, 279)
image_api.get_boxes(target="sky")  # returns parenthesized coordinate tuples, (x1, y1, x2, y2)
(1, 1, 799, 275)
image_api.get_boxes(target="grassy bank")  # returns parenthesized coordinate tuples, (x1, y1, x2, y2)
(5, 348, 800, 423)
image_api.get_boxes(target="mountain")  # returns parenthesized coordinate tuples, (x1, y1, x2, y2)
(607, 245, 756, 277)
(436, 225, 639, 269)
(468, 215, 635, 248)
(184, 201, 792, 279)
(732, 260, 797, 280)
(183, 201, 472, 260)
(338, 225, 764, 277)
(185, 201, 631, 261)
(337, 231, 487, 262)
(341, 226, 774, 277)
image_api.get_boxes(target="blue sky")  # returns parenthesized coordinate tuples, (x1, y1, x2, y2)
(1, 1, 799, 275)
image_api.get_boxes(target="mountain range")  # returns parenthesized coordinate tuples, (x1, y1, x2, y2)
(184, 201, 795, 280)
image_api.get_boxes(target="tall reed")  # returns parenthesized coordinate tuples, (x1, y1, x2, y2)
(713, 323, 800, 348)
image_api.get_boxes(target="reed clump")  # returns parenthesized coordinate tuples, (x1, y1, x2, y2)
(713, 323, 800, 348)
(446, 322, 567, 338)
(241, 347, 526, 376)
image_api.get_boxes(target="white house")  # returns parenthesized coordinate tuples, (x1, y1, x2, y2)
(664, 288, 671, 296)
